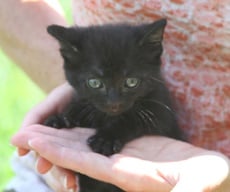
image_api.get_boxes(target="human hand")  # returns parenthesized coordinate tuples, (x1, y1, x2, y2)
(12, 126, 230, 192)
(18, 83, 78, 192)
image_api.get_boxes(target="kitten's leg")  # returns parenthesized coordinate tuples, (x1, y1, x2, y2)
(87, 133, 123, 156)
(44, 115, 65, 128)
(44, 114, 77, 129)
(43, 100, 82, 129)
(87, 118, 136, 156)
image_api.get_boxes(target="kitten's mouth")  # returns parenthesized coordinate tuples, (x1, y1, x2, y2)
(106, 110, 124, 116)
(105, 106, 125, 116)
(94, 103, 128, 116)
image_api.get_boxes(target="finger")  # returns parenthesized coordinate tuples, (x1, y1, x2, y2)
(36, 156, 78, 191)
(36, 157, 78, 190)
(21, 103, 48, 128)
(36, 156, 53, 174)
(11, 125, 94, 150)
(65, 169, 78, 190)
(44, 165, 78, 192)
(22, 124, 94, 142)
(28, 138, 113, 182)
(22, 83, 73, 128)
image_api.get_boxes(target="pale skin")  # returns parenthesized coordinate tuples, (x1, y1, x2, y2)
(1, 1, 230, 192)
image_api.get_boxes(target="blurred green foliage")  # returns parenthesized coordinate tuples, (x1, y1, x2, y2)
(0, 0, 72, 190)
(0, 46, 45, 190)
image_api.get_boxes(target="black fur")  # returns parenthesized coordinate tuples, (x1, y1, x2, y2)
(45, 19, 183, 192)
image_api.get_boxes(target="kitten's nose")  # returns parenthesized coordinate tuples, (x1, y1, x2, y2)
(108, 102, 122, 113)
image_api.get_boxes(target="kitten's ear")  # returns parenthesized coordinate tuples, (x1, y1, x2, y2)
(47, 25, 67, 41)
(139, 19, 167, 46)
(47, 25, 78, 53)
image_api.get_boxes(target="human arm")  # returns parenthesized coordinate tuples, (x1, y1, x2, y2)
(12, 125, 230, 192)
(0, 0, 66, 92)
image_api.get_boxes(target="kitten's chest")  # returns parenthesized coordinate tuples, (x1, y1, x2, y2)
(79, 109, 133, 131)
(65, 100, 136, 129)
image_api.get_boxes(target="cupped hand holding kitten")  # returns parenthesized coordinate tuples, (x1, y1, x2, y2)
(12, 83, 230, 192)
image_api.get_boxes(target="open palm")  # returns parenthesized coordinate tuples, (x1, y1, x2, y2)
(12, 125, 230, 192)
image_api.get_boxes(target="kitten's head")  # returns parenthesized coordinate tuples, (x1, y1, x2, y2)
(47, 19, 167, 116)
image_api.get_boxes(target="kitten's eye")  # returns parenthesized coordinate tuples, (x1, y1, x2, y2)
(125, 78, 140, 88)
(87, 78, 103, 89)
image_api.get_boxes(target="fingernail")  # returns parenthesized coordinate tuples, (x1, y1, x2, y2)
(17, 148, 28, 156)
(63, 176, 76, 192)
(67, 189, 75, 192)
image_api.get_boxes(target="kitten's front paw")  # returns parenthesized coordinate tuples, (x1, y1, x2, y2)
(87, 134, 123, 156)
(44, 115, 65, 129)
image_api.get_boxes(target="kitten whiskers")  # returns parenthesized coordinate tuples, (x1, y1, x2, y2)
(141, 99, 174, 114)
(149, 77, 164, 84)
(135, 106, 159, 133)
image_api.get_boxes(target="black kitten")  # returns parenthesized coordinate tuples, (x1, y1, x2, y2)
(45, 19, 182, 192)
